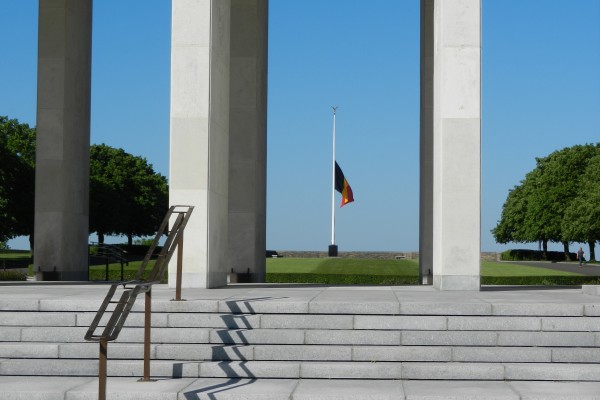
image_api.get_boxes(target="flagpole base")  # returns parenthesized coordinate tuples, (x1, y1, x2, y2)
(328, 245, 338, 257)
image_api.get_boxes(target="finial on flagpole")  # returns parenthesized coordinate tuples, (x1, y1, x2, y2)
(332, 106, 338, 115)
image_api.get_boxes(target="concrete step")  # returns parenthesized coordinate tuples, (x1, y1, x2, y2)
(5, 342, 600, 363)
(6, 325, 599, 349)
(5, 310, 600, 331)
(2, 359, 600, 381)
(2, 285, 600, 382)
(4, 295, 599, 317)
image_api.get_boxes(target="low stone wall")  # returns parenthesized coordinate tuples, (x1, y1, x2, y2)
(275, 251, 499, 261)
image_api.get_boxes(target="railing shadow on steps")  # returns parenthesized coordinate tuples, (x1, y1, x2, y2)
(182, 297, 283, 399)
(84, 205, 194, 400)
(182, 378, 258, 400)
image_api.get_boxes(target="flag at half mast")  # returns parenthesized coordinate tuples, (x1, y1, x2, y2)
(334, 161, 354, 207)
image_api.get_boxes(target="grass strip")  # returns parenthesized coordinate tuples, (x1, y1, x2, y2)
(88, 260, 166, 282)
(266, 258, 419, 275)
(266, 273, 418, 285)
(266, 273, 600, 286)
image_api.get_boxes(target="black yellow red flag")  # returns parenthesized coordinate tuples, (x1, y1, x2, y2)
(334, 162, 354, 207)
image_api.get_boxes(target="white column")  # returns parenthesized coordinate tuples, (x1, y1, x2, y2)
(227, 0, 268, 282)
(34, 0, 92, 281)
(419, 0, 434, 285)
(170, 0, 231, 288)
(432, 0, 481, 290)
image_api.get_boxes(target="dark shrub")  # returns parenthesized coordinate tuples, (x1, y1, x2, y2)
(500, 249, 575, 262)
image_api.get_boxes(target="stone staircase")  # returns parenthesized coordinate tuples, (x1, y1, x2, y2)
(1, 286, 600, 381)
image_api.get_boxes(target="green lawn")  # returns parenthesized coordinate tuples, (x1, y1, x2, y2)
(89, 260, 158, 281)
(265, 257, 598, 285)
(266, 258, 582, 277)
(2, 251, 597, 285)
(0, 251, 31, 259)
(481, 261, 579, 277)
(266, 257, 419, 276)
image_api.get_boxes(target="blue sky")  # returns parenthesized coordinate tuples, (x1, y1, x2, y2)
(1, 0, 599, 253)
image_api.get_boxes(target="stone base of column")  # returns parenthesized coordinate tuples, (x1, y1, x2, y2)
(328, 245, 338, 257)
(35, 270, 88, 282)
(421, 270, 433, 285)
(167, 272, 217, 289)
(228, 271, 265, 284)
(433, 275, 480, 291)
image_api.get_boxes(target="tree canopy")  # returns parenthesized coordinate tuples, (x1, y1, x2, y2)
(0, 116, 168, 247)
(493, 143, 600, 260)
(0, 116, 35, 244)
(90, 144, 168, 245)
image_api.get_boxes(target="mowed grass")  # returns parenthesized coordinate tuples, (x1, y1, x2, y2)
(88, 260, 159, 281)
(0, 251, 31, 259)
(2, 250, 592, 284)
(267, 258, 582, 277)
(266, 258, 419, 276)
(481, 261, 579, 277)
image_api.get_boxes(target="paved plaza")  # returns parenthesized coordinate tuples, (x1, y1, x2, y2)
(2, 375, 600, 399)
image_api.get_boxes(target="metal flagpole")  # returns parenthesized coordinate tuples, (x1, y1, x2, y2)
(330, 106, 338, 256)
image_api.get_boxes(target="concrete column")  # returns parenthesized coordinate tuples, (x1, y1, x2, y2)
(431, 0, 481, 290)
(170, 0, 231, 288)
(34, 0, 92, 281)
(227, 0, 268, 283)
(419, 0, 434, 285)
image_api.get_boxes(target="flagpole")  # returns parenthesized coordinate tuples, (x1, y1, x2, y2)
(329, 106, 338, 257)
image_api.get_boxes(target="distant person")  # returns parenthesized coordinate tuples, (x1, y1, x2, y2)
(577, 247, 586, 266)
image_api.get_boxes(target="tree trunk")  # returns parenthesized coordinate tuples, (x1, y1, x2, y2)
(128, 234, 133, 247)
(562, 241, 570, 261)
(28, 235, 34, 253)
(98, 232, 105, 244)
(542, 239, 548, 260)
(588, 240, 596, 262)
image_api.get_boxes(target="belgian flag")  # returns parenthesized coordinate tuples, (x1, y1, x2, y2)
(335, 161, 354, 207)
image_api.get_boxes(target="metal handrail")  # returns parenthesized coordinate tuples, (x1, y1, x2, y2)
(84, 205, 194, 400)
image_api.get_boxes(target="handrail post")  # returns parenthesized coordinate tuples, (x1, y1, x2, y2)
(140, 286, 152, 381)
(175, 233, 184, 301)
(99, 340, 107, 400)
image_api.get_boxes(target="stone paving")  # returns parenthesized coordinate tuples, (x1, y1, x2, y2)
(2, 376, 600, 399)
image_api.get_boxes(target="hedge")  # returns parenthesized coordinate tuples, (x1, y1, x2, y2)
(0, 270, 27, 281)
(500, 249, 576, 262)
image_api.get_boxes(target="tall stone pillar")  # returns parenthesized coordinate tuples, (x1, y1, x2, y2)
(431, 0, 481, 290)
(227, 0, 268, 283)
(170, 0, 232, 288)
(34, 0, 92, 281)
(419, 0, 434, 285)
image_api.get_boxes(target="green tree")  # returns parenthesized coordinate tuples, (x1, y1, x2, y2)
(562, 154, 600, 261)
(493, 167, 554, 257)
(90, 144, 168, 245)
(528, 144, 599, 259)
(493, 143, 600, 260)
(492, 184, 528, 244)
(0, 116, 35, 247)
